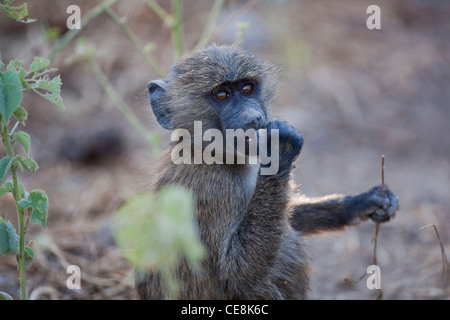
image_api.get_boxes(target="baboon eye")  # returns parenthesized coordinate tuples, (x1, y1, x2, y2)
(215, 90, 230, 101)
(241, 83, 254, 94)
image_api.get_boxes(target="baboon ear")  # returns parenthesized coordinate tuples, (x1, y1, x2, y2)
(148, 80, 173, 130)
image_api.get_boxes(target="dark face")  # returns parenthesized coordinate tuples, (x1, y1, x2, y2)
(149, 45, 276, 135)
(205, 79, 268, 157)
(208, 79, 268, 132)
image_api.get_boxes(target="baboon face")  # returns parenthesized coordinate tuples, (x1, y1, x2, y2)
(148, 44, 278, 135)
(208, 79, 267, 132)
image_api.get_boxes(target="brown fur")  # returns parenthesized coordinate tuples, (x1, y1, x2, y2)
(137, 44, 398, 300)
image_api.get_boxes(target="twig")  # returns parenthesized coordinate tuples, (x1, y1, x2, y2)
(344, 155, 386, 296)
(381, 155, 385, 196)
(373, 155, 385, 266)
(372, 155, 385, 299)
(420, 224, 450, 287)
(373, 223, 381, 266)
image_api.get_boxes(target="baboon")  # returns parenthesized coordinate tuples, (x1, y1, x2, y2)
(137, 44, 399, 299)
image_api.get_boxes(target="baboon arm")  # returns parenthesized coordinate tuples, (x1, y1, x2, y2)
(289, 193, 363, 236)
(289, 185, 398, 236)
(224, 174, 290, 296)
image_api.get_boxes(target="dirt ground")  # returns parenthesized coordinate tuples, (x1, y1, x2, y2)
(0, 0, 449, 300)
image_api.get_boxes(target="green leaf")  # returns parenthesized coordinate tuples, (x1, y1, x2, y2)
(13, 107, 27, 123)
(0, 181, 16, 198)
(0, 219, 18, 256)
(19, 189, 48, 228)
(0, 2, 36, 23)
(0, 156, 13, 183)
(115, 187, 205, 299)
(4, 182, 13, 191)
(32, 75, 64, 110)
(6, 221, 19, 254)
(23, 246, 34, 268)
(6, 59, 26, 81)
(18, 183, 25, 198)
(0, 70, 23, 124)
(13, 131, 30, 155)
(16, 156, 38, 174)
(29, 57, 50, 74)
(0, 220, 9, 255)
(0, 185, 8, 196)
(17, 199, 27, 209)
(6, 57, 64, 110)
(0, 2, 27, 20)
(115, 186, 205, 269)
(0, 291, 13, 300)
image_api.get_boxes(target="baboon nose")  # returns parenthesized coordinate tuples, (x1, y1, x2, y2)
(244, 113, 263, 131)
(250, 114, 261, 127)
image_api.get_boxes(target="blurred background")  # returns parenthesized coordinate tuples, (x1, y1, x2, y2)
(0, 0, 449, 299)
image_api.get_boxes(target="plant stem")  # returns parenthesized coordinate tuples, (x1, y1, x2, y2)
(12, 166, 26, 300)
(144, 0, 172, 26)
(171, 0, 183, 59)
(194, 0, 225, 50)
(95, 0, 165, 77)
(145, 0, 184, 59)
(1, 124, 26, 299)
(88, 59, 160, 154)
(210, 0, 260, 44)
(48, 0, 119, 60)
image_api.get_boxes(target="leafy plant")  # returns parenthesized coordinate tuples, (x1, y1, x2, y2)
(115, 186, 205, 299)
(0, 55, 64, 300)
(0, 0, 36, 23)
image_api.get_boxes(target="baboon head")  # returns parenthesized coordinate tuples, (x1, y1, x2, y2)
(148, 44, 279, 135)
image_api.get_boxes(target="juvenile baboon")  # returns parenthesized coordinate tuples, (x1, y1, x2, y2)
(137, 44, 399, 299)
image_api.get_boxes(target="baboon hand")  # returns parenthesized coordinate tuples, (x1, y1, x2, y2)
(266, 118, 303, 166)
(359, 185, 399, 223)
